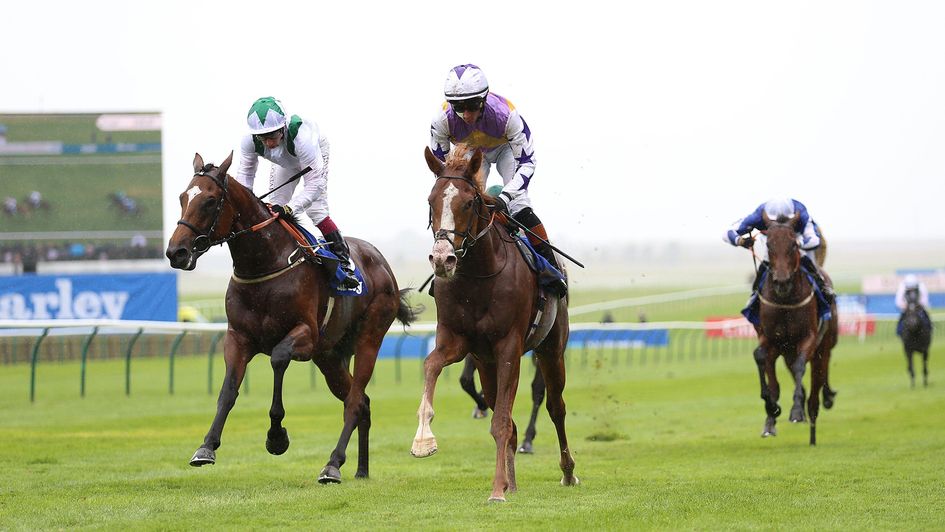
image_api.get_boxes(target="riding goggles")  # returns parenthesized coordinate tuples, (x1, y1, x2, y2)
(450, 98, 484, 114)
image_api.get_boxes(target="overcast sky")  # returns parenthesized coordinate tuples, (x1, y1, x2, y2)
(3, 0, 944, 249)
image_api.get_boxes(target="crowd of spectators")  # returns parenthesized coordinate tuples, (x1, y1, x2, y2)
(1, 238, 164, 273)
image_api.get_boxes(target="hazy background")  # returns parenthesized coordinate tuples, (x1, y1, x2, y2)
(3, 0, 944, 291)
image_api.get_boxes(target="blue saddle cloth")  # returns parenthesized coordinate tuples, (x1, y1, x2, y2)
(292, 224, 366, 297)
(742, 268, 831, 326)
(517, 236, 567, 292)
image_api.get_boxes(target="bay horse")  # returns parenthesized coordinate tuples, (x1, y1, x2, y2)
(899, 290, 932, 388)
(753, 213, 838, 445)
(166, 152, 419, 483)
(411, 144, 578, 502)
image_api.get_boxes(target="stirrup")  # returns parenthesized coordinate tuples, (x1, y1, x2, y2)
(548, 278, 568, 298)
(339, 268, 360, 289)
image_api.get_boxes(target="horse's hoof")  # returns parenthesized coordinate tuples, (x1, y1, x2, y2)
(762, 430, 776, 438)
(472, 407, 488, 419)
(265, 427, 290, 455)
(488, 495, 507, 503)
(823, 389, 837, 409)
(561, 475, 580, 486)
(410, 439, 438, 458)
(354, 470, 369, 480)
(317, 465, 342, 484)
(790, 407, 805, 423)
(517, 441, 534, 454)
(189, 447, 216, 467)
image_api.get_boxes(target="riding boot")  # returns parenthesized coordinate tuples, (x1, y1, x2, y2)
(513, 207, 568, 298)
(323, 230, 360, 289)
(535, 242, 569, 298)
(801, 255, 835, 304)
(753, 261, 769, 295)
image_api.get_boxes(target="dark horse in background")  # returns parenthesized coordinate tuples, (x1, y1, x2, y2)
(166, 152, 419, 483)
(753, 213, 838, 445)
(412, 144, 578, 501)
(899, 289, 932, 388)
(459, 353, 546, 454)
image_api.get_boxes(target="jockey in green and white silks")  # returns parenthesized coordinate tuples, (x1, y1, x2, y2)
(429, 64, 566, 298)
(235, 96, 359, 290)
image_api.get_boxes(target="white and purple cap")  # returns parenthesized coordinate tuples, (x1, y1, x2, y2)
(444, 64, 489, 101)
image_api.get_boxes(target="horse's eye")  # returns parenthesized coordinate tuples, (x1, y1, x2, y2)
(203, 197, 217, 211)
(464, 200, 473, 210)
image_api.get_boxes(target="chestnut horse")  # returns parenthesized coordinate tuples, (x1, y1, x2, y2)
(753, 213, 838, 445)
(166, 153, 419, 483)
(411, 144, 578, 502)
(459, 353, 546, 454)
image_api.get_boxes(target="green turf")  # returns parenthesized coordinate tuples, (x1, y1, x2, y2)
(1, 332, 941, 529)
(0, 114, 160, 144)
(0, 157, 162, 234)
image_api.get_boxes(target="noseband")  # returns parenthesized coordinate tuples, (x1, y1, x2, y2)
(429, 175, 495, 258)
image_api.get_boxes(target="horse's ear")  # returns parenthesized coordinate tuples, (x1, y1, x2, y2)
(424, 146, 445, 176)
(464, 149, 483, 181)
(761, 211, 771, 227)
(193, 153, 204, 173)
(218, 151, 234, 176)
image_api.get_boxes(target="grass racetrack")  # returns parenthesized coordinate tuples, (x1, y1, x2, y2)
(1, 328, 942, 529)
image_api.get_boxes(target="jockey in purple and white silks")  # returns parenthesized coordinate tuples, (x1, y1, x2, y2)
(725, 197, 834, 302)
(429, 64, 567, 298)
(235, 97, 359, 289)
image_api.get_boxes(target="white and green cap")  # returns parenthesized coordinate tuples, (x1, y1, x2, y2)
(247, 97, 287, 135)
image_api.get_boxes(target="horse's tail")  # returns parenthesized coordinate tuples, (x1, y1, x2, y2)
(396, 288, 424, 327)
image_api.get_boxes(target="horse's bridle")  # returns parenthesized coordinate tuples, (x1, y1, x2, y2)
(428, 175, 495, 258)
(175, 165, 234, 253)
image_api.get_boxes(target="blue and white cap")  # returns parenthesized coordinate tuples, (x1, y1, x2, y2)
(444, 64, 489, 101)
(247, 97, 288, 135)
(904, 274, 919, 289)
(763, 197, 795, 221)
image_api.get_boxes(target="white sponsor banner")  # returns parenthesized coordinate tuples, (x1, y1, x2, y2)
(95, 114, 162, 131)
(862, 271, 945, 294)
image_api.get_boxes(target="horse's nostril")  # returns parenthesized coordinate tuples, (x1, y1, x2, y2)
(445, 255, 457, 268)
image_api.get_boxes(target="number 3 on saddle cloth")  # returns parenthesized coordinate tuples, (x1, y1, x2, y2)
(741, 266, 831, 327)
(514, 236, 567, 294)
(285, 220, 367, 297)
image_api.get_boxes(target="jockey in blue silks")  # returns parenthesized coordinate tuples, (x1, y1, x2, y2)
(725, 197, 835, 304)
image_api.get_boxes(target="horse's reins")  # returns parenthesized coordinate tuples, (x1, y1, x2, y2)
(179, 164, 324, 284)
(178, 166, 311, 254)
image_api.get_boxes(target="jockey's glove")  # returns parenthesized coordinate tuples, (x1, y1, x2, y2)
(271, 204, 293, 218)
(492, 193, 510, 215)
(737, 235, 754, 248)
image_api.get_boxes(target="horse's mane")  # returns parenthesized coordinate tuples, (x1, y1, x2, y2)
(445, 144, 486, 193)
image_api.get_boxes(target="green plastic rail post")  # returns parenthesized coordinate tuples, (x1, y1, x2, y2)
(124, 328, 144, 396)
(207, 331, 224, 395)
(29, 328, 51, 403)
(168, 331, 187, 395)
(79, 326, 99, 397)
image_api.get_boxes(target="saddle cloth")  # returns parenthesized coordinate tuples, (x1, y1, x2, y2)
(286, 220, 366, 297)
(742, 267, 830, 326)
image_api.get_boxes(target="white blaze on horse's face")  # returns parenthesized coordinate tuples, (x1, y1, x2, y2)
(430, 183, 460, 278)
(185, 185, 201, 208)
(439, 183, 459, 233)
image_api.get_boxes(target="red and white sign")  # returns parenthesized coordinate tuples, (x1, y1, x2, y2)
(704, 315, 875, 338)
